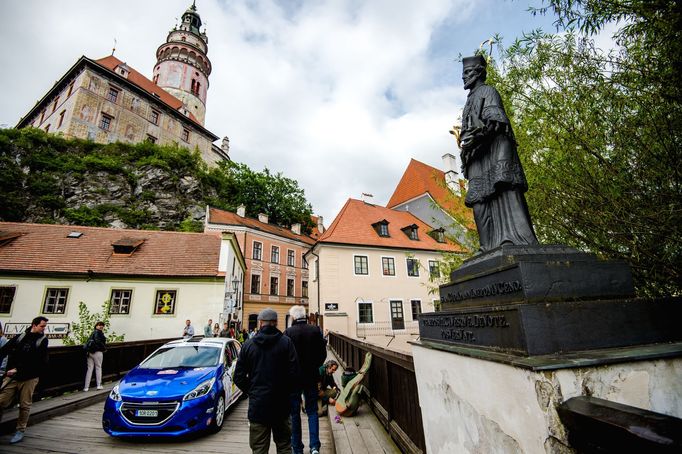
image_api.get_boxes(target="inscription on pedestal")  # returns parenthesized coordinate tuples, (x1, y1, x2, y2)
(419, 308, 525, 352)
(440, 266, 524, 308)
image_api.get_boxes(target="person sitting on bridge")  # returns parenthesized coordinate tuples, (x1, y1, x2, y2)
(0, 316, 49, 444)
(317, 359, 339, 416)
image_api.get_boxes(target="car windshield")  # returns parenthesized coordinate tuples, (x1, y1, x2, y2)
(139, 345, 221, 369)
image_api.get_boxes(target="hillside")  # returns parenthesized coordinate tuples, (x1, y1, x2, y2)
(0, 128, 314, 232)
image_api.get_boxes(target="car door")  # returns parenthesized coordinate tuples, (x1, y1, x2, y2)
(226, 341, 241, 405)
(221, 343, 234, 404)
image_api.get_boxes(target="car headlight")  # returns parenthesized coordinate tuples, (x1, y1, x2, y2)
(109, 384, 122, 402)
(183, 378, 216, 401)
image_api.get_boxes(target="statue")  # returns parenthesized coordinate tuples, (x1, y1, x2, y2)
(456, 54, 538, 252)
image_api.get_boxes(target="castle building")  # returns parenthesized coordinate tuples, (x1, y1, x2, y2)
(16, 3, 228, 166)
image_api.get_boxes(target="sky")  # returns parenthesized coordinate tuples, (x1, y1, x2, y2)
(0, 0, 560, 226)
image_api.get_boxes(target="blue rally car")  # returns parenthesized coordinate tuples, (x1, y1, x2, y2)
(102, 336, 242, 437)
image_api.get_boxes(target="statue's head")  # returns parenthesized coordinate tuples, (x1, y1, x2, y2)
(462, 54, 487, 89)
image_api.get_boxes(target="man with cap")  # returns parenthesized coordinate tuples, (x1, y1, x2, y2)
(458, 54, 538, 252)
(285, 305, 327, 454)
(234, 308, 300, 454)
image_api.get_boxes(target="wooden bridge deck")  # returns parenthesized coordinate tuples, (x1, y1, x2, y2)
(0, 396, 334, 453)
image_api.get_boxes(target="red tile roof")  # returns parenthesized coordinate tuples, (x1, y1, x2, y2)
(317, 199, 464, 252)
(94, 55, 201, 125)
(386, 159, 474, 228)
(0, 223, 222, 277)
(207, 208, 316, 245)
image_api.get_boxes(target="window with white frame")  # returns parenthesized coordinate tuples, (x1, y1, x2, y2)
(302, 255, 308, 269)
(253, 242, 262, 260)
(110, 289, 132, 314)
(429, 260, 440, 279)
(43, 288, 69, 314)
(287, 250, 295, 266)
(302, 280, 308, 298)
(411, 300, 422, 320)
(354, 255, 369, 275)
(250, 274, 261, 294)
(287, 278, 294, 297)
(271, 246, 280, 263)
(358, 301, 374, 323)
(382, 257, 396, 276)
(407, 258, 420, 277)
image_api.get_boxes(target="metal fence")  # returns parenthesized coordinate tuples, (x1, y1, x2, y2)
(356, 320, 419, 338)
(329, 331, 425, 454)
(33, 338, 175, 399)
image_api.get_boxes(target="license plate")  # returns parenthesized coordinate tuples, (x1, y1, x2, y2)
(135, 409, 159, 417)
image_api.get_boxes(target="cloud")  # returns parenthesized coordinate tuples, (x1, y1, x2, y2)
(0, 0, 554, 225)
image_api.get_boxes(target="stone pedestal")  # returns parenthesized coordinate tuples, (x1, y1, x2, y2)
(413, 244, 682, 453)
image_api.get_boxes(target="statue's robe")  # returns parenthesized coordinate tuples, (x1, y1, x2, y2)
(461, 83, 538, 252)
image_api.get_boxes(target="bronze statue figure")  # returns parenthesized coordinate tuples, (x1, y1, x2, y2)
(458, 54, 538, 252)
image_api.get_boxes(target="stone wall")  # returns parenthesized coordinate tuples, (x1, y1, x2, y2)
(412, 343, 682, 453)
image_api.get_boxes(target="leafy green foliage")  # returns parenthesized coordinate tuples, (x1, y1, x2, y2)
(62, 300, 125, 346)
(488, 1, 682, 295)
(0, 128, 315, 234)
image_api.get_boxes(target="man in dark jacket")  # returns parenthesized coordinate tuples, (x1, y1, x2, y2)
(284, 305, 327, 454)
(0, 316, 49, 444)
(234, 308, 299, 454)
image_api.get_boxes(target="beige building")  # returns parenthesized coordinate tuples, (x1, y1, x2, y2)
(305, 199, 463, 352)
(16, 3, 228, 166)
(0, 222, 244, 344)
(205, 206, 322, 330)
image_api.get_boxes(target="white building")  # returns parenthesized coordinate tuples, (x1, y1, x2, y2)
(305, 199, 464, 353)
(0, 222, 244, 344)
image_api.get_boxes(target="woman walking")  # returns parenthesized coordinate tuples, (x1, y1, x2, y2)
(83, 321, 107, 391)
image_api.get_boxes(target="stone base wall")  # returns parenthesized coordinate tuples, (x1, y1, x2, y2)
(412, 343, 682, 453)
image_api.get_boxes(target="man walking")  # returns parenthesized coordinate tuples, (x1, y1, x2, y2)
(234, 308, 299, 454)
(203, 319, 213, 337)
(285, 305, 327, 454)
(0, 316, 49, 444)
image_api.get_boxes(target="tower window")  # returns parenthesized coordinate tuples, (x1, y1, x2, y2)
(195, 82, 201, 95)
(153, 74, 159, 84)
(57, 110, 66, 128)
(67, 81, 75, 97)
(181, 128, 190, 142)
(146, 134, 157, 144)
(52, 97, 59, 112)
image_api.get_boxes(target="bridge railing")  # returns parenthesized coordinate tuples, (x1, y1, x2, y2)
(34, 338, 175, 399)
(356, 320, 419, 338)
(329, 331, 425, 454)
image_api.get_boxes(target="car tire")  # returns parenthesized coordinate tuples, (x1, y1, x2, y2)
(209, 394, 225, 433)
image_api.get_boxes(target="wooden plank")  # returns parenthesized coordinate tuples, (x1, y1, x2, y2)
(0, 395, 334, 454)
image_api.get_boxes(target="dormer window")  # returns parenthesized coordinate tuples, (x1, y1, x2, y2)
(372, 220, 390, 237)
(401, 224, 419, 241)
(112, 237, 144, 255)
(428, 228, 446, 243)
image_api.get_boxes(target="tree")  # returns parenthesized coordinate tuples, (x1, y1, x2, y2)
(62, 300, 125, 346)
(205, 160, 315, 233)
(486, 0, 681, 295)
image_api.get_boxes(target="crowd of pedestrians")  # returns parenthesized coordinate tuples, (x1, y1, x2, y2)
(234, 306, 338, 454)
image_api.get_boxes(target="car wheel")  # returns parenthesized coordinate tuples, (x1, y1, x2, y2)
(209, 394, 226, 433)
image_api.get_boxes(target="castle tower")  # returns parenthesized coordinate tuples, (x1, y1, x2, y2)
(153, 1, 211, 125)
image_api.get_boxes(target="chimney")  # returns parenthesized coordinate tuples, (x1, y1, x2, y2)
(317, 216, 325, 234)
(258, 213, 269, 224)
(221, 137, 230, 158)
(237, 204, 246, 217)
(442, 152, 461, 196)
(291, 223, 301, 235)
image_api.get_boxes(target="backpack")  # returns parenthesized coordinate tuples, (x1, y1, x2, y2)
(16, 331, 47, 349)
(83, 334, 96, 353)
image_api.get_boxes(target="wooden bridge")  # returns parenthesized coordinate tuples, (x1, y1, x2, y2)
(0, 335, 404, 453)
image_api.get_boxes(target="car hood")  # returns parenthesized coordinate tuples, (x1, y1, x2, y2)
(119, 367, 217, 399)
